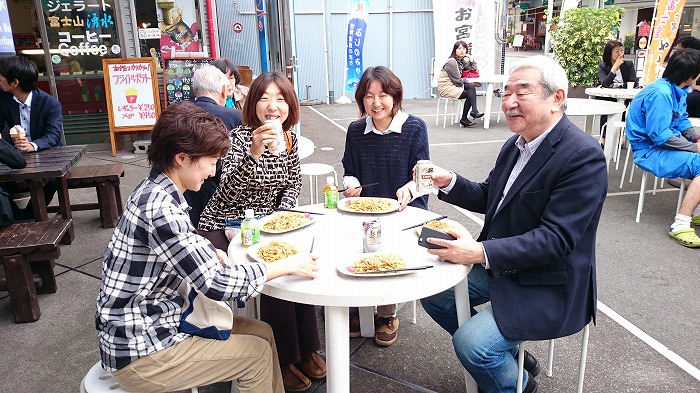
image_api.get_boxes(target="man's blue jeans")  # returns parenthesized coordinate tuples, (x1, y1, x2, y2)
(421, 264, 528, 393)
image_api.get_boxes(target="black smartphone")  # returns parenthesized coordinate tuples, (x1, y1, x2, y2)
(418, 227, 457, 249)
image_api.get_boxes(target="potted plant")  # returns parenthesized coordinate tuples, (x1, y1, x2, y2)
(623, 33, 635, 54)
(549, 6, 624, 92)
(507, 34, 514, 47)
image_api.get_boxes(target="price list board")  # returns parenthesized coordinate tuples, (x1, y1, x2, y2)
(163, 58, 213, 106)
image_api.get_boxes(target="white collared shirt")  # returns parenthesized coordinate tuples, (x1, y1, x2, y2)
(13, 91, 37, 151)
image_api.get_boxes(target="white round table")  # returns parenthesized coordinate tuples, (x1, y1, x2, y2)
(565, 98, 627, 171)
(228, 204, 475, 393)
(584, 86, 640, 101)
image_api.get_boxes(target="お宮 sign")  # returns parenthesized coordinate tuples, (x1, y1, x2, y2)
(102, 58, 162, 156)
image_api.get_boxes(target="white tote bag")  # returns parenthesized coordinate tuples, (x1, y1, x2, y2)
(178, 281, 234, 340)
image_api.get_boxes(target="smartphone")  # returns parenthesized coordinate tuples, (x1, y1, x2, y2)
(418, 227, 457, 249)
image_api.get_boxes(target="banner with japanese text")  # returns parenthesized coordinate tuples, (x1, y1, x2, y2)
(42, 0, 120, 70)
(643, 0, 686, 85)
(0, 0, 15, 55)
(433, 1, 495, 76)
(344, 0, 369, 94)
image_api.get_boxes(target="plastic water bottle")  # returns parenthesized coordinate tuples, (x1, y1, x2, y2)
(323, 176, 338, 208)
(240, 209, 260, 247)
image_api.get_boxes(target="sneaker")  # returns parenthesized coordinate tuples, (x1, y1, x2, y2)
(349, 313, 361, 338)
(669, 227, 700, 248)
(374, 316, 400, 346)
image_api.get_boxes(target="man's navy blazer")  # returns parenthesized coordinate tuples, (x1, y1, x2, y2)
(0, 89, 64, 150)
(439, 115, 608, 341)
(193, 96, 242, 132)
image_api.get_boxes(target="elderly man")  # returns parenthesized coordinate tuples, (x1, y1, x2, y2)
(184, 65, 243, 226)
(419, 56, 607, 393)
(626, 48, 700, 247)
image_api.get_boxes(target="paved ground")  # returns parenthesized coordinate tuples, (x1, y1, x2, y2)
(2, 56, 700, 392)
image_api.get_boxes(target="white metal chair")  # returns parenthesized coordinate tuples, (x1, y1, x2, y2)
(516, 324, 591, 393)
(300, 163, 337, 205)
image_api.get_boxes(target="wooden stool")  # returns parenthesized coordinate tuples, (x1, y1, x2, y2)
(0, 219, 73, 323)
(51, 163, 125, 228)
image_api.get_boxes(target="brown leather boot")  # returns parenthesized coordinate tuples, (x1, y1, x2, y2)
(299, 352, 327, 379)
(281, 363, 311, 392)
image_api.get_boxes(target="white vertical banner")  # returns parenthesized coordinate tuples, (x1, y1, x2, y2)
(433, 1, 495, 74)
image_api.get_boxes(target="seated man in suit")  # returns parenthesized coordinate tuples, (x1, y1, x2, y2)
(0, 56, 64, 219)
(415, 56, 607, 393)
(185, 65, 242, 226)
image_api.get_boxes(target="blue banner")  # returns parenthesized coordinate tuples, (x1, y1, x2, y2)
(0, 1, 15, 56)
(257, 0, 269, 72)
(344, 0, 369, 94)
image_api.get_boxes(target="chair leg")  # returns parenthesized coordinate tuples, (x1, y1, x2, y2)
(443, 99, 449, 128)
(620, 145, 632, 189)
(636, 171, 648, 223)
(576, 324, 591, 393)
(547, 339, 555, 377)
(358, 306, 374, 337)
(677, 178, 686, 214)
(435, 99, 440, 126)
(516, 343, 525, 393)
(411, 299, 417, 324)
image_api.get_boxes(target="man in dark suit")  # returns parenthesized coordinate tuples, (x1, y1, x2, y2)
(0, 56, 63, 219)
(418, 56, 608, 393)
(185, 65, 242, 226)
(0, 56, 63, 151)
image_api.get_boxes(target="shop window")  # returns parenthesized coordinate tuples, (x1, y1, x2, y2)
(134, 0, 203, 64)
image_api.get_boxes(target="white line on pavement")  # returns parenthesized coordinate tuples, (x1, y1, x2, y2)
(597, 301, 700, 381)
(308, 107, 348, 133)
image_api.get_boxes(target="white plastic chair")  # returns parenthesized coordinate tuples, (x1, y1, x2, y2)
(300, 164, 338, 205)
(635, 169, 685, 223)
(516, 324, 591, 393)
(81, 361, 220, 393)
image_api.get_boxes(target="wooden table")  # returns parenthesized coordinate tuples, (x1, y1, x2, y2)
(0, 145, 85, 243)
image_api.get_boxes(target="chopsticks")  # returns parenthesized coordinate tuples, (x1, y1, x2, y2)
(354, 265, 434, 274)
(401, 215, 448, 231)
(309, 236, 315, 253)
(276, 208, 325, 215)
(337, 182, 379, 193)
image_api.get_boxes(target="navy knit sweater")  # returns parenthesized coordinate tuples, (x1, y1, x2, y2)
(342, 114, 430, 209)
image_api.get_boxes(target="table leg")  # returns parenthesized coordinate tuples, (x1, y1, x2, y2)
(603, 111, 623, 173)
(583, 115, 595, 135)
(359, 306, 374, 337)
(484, 83, 493, 129)
(26, 180, 48, 221)
(56, 175, 74, 244)
(325, 305, 350, 393)
(454, 277, 478, 393)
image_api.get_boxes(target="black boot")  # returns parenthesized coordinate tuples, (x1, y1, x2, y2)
(460, 118, 475, 127)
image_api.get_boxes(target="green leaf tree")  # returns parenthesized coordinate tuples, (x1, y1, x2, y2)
(549, 6, 624, 87)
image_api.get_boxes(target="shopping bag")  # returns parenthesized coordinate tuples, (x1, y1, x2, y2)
(179, 282, 234, 340)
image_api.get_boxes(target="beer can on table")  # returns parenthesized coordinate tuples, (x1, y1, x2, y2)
(264, 119, 285, 155)
(416, 160, 435, 194)
(362, 219, 382, 253)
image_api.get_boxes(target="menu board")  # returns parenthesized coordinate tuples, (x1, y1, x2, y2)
(163, 58, 213, 106)
(102, 57, 161, 156)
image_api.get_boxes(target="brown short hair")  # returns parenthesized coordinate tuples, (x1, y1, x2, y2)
(354, 66, 403, 117)
(148, 101, 231, 173)
(242, 71, 299, 131)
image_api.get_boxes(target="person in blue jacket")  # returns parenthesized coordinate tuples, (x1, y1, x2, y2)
(625, 48, 700, 247)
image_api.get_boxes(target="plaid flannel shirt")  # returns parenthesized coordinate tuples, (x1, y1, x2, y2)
(96, 169, 267, 371)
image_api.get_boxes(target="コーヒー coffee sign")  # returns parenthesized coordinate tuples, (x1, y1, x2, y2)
(43, 0, 121, 61)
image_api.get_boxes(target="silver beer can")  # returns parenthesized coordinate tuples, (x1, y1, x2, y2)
(362, 219, 382, 253)
(416, 160, 435, 194)
(264, 119, 286, 155)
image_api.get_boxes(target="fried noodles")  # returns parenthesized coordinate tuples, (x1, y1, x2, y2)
(422, 220, 455, 232)
(345, 198, 394, 212)
(352, 253, 406, 273)
(256, 241, 300, 262)
(262, 212, 311, 231)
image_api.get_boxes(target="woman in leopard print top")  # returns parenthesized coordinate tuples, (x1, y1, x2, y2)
(198, 71, 325, 391)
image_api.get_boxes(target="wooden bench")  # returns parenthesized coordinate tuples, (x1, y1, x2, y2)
(0, 219, 73, 323)
(48, 163, 125, 228)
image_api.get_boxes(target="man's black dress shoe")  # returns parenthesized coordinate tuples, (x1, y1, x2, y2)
(460, 119, 475, 127)
(523, 371, 539, 393)
(471, 111, 485, 119)
(523, 350, 541, 377)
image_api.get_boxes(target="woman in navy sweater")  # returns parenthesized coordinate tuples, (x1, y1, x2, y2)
(341, 66, 430, 346)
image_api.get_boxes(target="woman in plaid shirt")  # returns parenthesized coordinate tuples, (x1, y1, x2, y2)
(96, 102, 318, 393)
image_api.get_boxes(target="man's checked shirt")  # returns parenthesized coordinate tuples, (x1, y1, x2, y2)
(96, 169, 267, 371)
